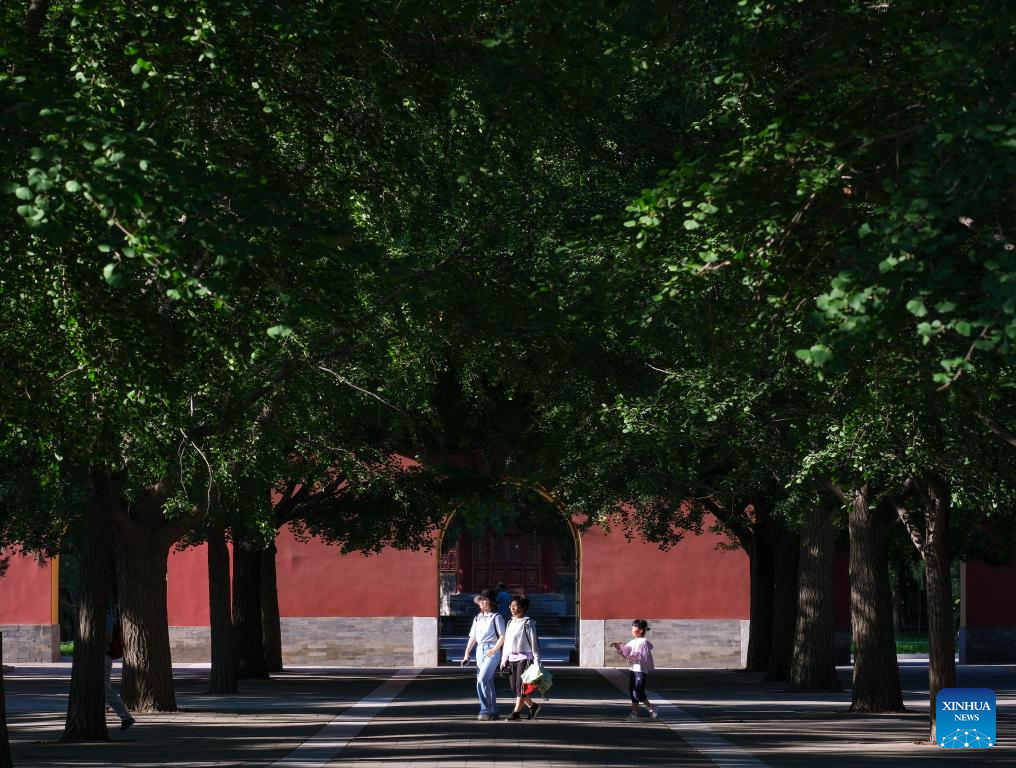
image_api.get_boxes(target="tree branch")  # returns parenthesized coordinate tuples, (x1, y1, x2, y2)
(973, 407, 1016, 451)
(700, 496, 753, 552)
(890, 494, 925, 559)
(821, 478, 848, 504)
(318, 366, 406, 414)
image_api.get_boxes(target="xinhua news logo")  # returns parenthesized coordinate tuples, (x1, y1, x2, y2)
(937, 688, 995, 748)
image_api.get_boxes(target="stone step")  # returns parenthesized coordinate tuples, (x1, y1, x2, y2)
(440, 615, 576, 637)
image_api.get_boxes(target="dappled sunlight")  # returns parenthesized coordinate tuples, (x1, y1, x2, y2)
(6, 664, 1015, 765)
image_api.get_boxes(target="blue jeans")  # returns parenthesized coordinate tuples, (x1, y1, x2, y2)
(475, 642, 501, 715)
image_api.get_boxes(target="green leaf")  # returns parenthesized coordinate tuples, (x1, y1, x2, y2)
(64, 180, 81, 192)
(905, 299, 927, 317)
(102, 263, 122, 287)
(15, 186, 33, 200)
(480, 39, 501, 48)
(267, 324, 293, 339)
(857, 222, 872, 238)
(808, 344, 832, 365)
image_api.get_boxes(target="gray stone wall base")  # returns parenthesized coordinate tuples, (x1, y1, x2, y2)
(0, 625, 59, 663)
(169, 616, 749, 668)
(960, 627, 1016, 663)
(280, 617, 417, 666)
(168, 626, 211, 663)
(169, 618, 430, 666)
(581, 618, 745, 668)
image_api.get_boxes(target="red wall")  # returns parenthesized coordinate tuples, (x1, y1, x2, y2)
(579, 520, 749, 620)
(167, 544, 212, 626)
(275, 525, 437, 617)
(166, 520, 750, 625)
(965, 562, 1016, 627)
(0, 552, 53, 624)
(166, 527, 439, 627)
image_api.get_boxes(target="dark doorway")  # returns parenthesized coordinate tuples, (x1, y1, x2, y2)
(438, 488, 577, 664)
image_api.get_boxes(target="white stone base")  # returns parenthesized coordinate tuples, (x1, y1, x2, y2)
(0, 624, 59, 663)
(580, 618, 745, 668)
(413, 616, 438, 666)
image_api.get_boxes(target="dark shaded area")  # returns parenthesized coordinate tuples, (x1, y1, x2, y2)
(3, 664, 1014, 766)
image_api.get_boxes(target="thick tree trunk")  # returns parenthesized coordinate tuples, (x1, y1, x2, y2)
(61, 467, 115, 742)
(766, 520, 799, 681)
(207, 526, 237, 694)
(115, 526, 177, 712)
(24, 0, 51, 36)
(922, 475, 954, 744)
(745, 509, 775, 672)
(232, 533, 268, 679)
(790, 500, 841, 691)
(1, 634, 12, 768)
(261, 540, 283, 674)
(849, 489, 904, 712)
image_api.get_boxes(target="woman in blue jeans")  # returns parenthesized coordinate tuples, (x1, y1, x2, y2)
(460, 588, 506, 720)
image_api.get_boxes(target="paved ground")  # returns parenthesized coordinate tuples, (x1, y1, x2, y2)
(2, 660, 1013, 766)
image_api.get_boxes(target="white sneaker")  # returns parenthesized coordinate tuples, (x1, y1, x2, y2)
(625, 712, 639, 722)
(648, 706, 659, 720)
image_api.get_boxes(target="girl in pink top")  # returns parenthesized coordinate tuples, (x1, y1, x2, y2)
(611, 619, 658, 721)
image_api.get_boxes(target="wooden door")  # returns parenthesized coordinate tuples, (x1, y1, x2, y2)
(473, 533, 541, 593)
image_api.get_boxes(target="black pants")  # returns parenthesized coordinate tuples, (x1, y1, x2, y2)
(508, 658, 531, 696)
(629, 671, 650, 705)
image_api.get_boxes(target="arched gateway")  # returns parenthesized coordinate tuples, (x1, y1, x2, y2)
(437, 488, 580, 664)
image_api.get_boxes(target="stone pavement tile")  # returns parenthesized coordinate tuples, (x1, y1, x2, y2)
(5, 666, 397, 767)
(4, 662, 1015, 767)
(328, 668, 710, 766)
(645, 661, 1016, 768)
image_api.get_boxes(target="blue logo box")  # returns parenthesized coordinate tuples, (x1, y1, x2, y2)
(937, 688, 995, 748)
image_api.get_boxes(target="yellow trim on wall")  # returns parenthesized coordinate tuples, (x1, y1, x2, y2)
(51, 555, 60, 625)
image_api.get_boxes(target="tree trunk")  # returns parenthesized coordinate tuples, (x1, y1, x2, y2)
(922, 475, 954, 744)
(1, 634, 13, 768)
(261, 540, 283, 674)
(232, 533, 268, 679)
(207, 526, 237, 694)
(61, 467, 115, 742)
(745, 508, 775, 672)
(24, 1, 51, 36)
(790, 500, 841, 691)
(849, 488, 904, 712)
(115, 525, 177, 712)
(766, 519, 799, 681)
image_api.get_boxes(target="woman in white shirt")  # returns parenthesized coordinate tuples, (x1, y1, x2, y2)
(490, 594, 542, 720)
(461, 588, 507, 720)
